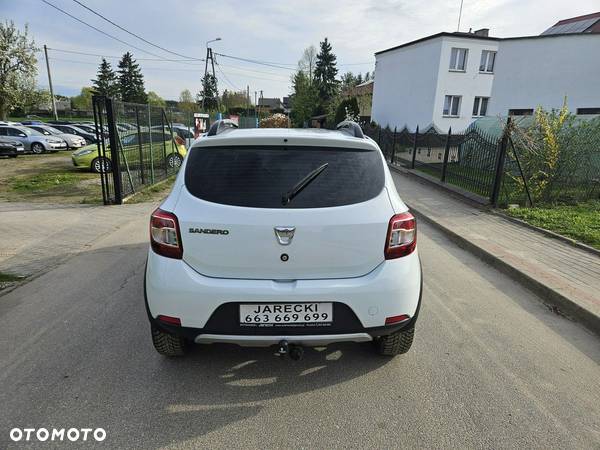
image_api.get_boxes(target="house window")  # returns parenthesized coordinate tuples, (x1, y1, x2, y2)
(437, 152, 442, 160)
(508, 108, 534, 116)
(443, 95, 461, 117)
(479, 50, 496, 73)
(427, 148, 431, 157)
(449, 48, 468, 71)
(472, 97, 489, 117)
(577, 108, 600, 114)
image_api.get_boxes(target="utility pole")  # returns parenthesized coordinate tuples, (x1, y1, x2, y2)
(246, 85, 250, 119)
(201, 47, 209, 110)
(254, 91, 257, 122)
(259, 90, 263, 119)
(43, 45, 58, 120)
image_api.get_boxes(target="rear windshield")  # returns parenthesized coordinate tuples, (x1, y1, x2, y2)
(185, 146, 385, 208)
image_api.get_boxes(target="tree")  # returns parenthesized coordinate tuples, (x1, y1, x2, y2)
(197, 73, 219, 111)
(178, 89, 195, 113)
(222, 89, 248, 112)
(91, 58, 117, 97)
(147, 91, 166, 107)
(117, 52, 147, 103)
(298, 45, 317, 82)
(290, 70, 318, 127)
(314, 37, 339, 110)
(71, 87, 94, 110)
(340, 72, 358, 92)
(0, 21, 38, 120)
(334, 97, 360, 124)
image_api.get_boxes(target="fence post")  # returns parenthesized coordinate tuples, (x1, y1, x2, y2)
(147, 104, 155, 184)
(391, 127, 397, 164)
(411, 125, 419, 169)
(105, 97, 122, 204)
(491, 117, 511, 206)
(160, 111, 168, 177)
(134, 106, 145, 185)
(441, 127, 452, 183)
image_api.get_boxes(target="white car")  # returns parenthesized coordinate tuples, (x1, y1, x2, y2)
(145, 121, 422, 358)
(24, 124, 86, 149)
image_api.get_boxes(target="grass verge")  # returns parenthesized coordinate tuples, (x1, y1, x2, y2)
(0, 154, 102, 204)
(505, 200, 600, 250)
(125, 175, 176, 204)
(0, 272, 24, 282)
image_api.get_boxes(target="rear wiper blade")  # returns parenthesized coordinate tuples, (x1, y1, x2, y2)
(282, 163, 328, 206)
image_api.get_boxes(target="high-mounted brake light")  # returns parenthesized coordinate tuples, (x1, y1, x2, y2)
(150, 208, 183, 259)
(384, 212, 417, 259)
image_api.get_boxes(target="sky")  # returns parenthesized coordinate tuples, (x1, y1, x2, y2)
(2, 0, 598, 101)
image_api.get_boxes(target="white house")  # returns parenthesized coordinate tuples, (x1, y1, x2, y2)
(372, 30, 499, 132)
(488, 33, 600, 116)
(372, 12, 600, 131)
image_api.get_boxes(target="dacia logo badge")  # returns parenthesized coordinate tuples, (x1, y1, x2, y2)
(274, 226, 295, 245)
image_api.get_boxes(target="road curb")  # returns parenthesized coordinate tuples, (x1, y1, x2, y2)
(407, 203, 600, 337)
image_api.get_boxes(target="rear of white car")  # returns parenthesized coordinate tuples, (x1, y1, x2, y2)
(145, 122, 422, 357)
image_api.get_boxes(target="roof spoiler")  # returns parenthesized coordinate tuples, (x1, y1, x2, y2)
(207, 119, 239, 136)
(336, 121, 365, 138)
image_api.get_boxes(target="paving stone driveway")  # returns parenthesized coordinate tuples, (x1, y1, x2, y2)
(0, 202, 153, 278)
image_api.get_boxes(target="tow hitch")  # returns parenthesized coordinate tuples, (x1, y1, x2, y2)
(277, 340, 304, 360)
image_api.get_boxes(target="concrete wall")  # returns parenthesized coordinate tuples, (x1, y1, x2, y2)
(488, 34, 600, 115)
(433, 37, 498, 132)
(372, 38, 442, 130)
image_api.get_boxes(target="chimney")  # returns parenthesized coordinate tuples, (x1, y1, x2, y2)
(474, 28, 489, 37)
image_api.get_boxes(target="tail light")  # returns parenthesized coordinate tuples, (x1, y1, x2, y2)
(384, 212, 417, 259)
(150, 208, 183, 259)
(174, 136, 185, 146)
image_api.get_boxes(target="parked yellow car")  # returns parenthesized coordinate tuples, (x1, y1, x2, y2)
(72, 130, 187, 173)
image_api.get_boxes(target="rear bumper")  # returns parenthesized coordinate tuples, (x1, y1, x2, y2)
(145, 248, 422, 346)
(194, 333, 373, 347)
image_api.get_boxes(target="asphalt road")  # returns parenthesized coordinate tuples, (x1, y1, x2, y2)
(1, 209, 599, 449)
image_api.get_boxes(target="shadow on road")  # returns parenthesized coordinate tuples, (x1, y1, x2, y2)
(1, 242, 393, 448)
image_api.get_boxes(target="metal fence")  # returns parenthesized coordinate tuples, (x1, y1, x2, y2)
(92, 96, 186, 204)
(364, 117, 600, 206)
(363, 122, 507, 204)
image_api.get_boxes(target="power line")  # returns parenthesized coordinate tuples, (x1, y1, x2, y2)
(215, 61, 240, 91)
(70, 0, 200, 61)
(45, 47, 205, 64)
(214, 53, 296, 71)
(48, 56, 291, 83)
(39, 0, 194, 61)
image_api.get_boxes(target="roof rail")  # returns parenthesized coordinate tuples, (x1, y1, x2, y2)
(207, 119, 239, 136)
(336, 120, 365, 138)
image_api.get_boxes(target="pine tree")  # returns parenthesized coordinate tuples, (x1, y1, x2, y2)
(117, 52, 147, 103)
(314, 37, 338, 110)
(290, 70, 318, 127)
(197, 73, 219, 111)
(91, 58, 117, 97)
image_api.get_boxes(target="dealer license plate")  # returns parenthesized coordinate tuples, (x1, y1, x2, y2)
(240, 303, 333, 324)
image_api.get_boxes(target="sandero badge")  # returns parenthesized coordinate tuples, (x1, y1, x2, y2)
(189, 228, 229, 235)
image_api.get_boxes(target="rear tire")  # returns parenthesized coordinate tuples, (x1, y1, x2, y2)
(151, 326, 187, 357)
(167, 153, 183, 168)
(31, 142, 45, 154)
(91, 157, 112, 173)
(374, 327, 414, 356)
